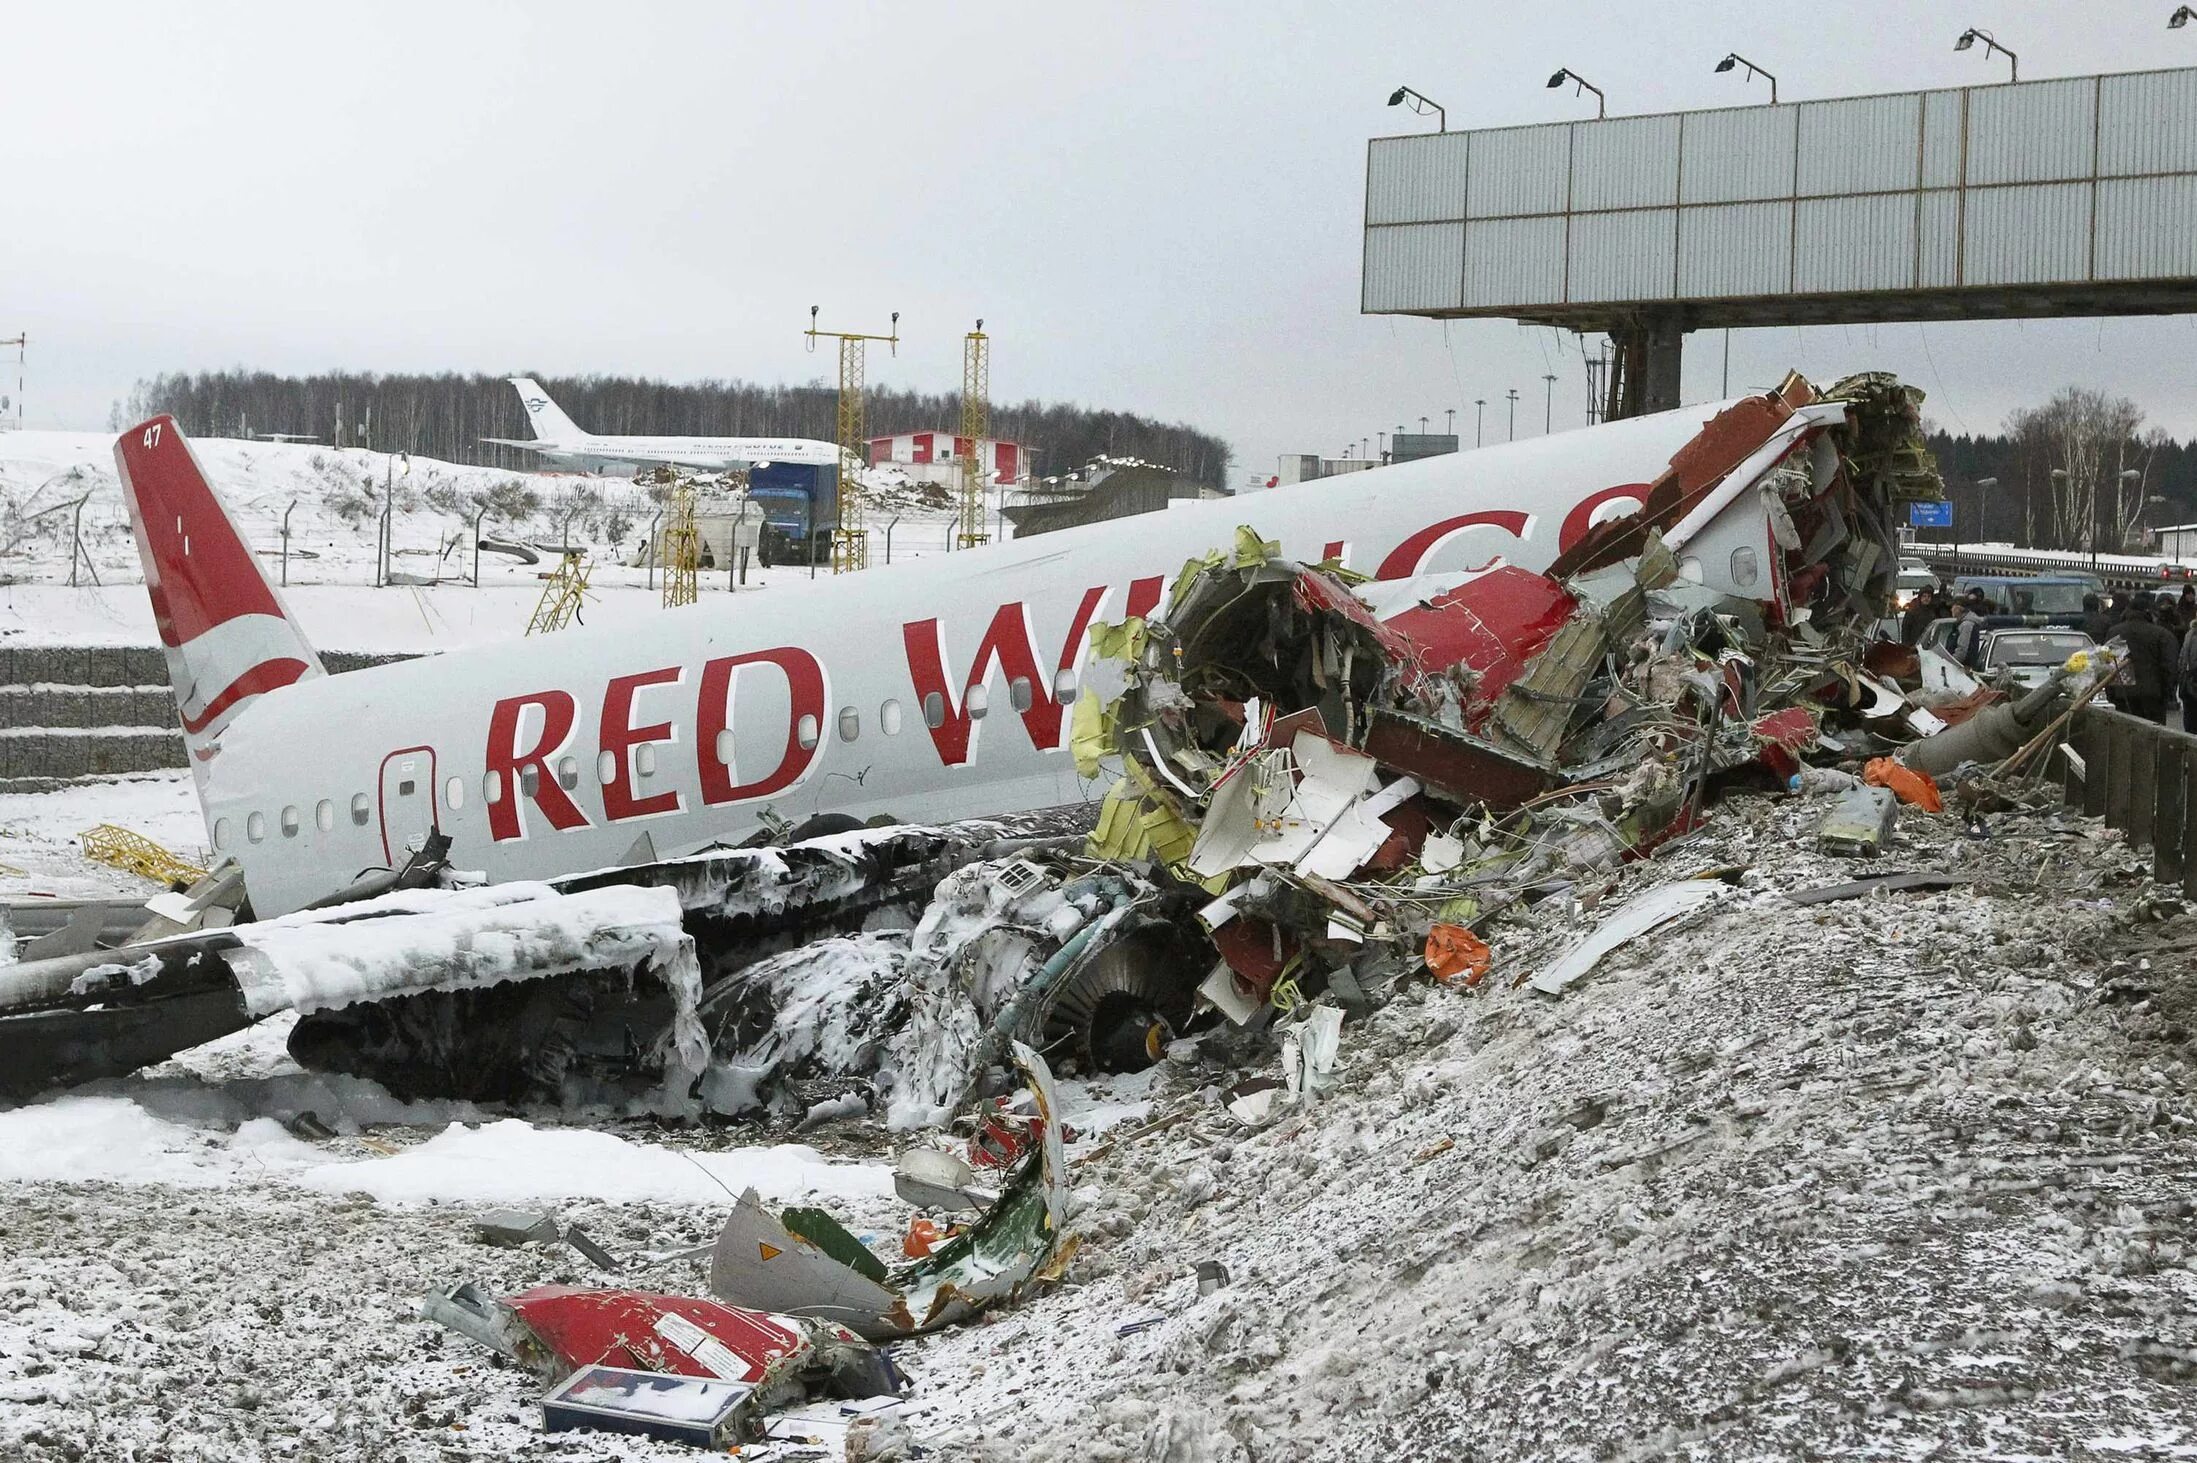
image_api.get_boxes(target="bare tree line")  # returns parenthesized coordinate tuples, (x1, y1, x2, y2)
(124, 371, 1233, 488)
(1930, 387, 2196, 552)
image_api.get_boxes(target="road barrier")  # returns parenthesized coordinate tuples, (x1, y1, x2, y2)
(2065, 704, 2197, 893)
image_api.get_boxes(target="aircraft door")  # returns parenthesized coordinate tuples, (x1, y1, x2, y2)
(377, 745, 439, 866)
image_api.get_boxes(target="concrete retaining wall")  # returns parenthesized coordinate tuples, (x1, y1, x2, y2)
(0, 647, 416, 793)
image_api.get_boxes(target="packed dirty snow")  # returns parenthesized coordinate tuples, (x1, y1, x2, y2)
(7, 787, 2197, 1459)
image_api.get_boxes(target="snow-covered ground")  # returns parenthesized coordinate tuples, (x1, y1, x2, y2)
(0, 429, 970, 651)
(6, 772, 2197, 1459)
(0, 769, 205, 903)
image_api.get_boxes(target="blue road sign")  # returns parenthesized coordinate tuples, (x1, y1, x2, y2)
(1908, 501, 1953, 528)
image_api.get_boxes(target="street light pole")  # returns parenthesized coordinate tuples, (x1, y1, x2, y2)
(1506, 389, 1519, 442)
(1954, 27, 2018, 82)
(1541, 374, 1556, 434)
(1474, 399, 1485, 448)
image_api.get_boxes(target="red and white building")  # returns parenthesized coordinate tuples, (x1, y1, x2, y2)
(866, 431, 1024, 487)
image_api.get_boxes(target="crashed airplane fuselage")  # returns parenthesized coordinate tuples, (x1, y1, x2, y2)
(115, 387, 1879, 919)
(0, 377, 1917, 1109)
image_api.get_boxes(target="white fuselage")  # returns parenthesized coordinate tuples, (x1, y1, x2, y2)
(203, 401, 1791, 916)
(520, 434, 840, 472)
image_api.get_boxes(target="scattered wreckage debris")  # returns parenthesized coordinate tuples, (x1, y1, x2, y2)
(1526, 879, 1738, 995)
(423, 1045, 1072, 1446)
(708, 1044, 1072, 1339)
(422, 1279, 900, 1447)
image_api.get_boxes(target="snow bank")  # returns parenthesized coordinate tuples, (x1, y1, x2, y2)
(0, 1096, 887, 1208)
(294, 1117, 889, 1207)
(0, 1097, 320, 1188)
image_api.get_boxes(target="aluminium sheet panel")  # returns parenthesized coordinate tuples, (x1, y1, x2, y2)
(1916, 190, 1961, 288)
(1461, 215, 1567, 307)
(1570, 114, 1680, 212)
(1366, 132, 1471, 225)
(1965, 77, 2096, 186)
(1465, 123, 1571, 219)
(1362, 222, 1464, 311)
(1962, 181, 2091, 285)
(2094, 175, 2197, 280)
(2097, 69, 2197, 178)
(1794, 194, 1915, 293)
(1567, 208, 1676, 302)
(1678, 105, 1797, 205)
(1920, 89, 1964, 190)
(1796, 93, 1923, 197)
(1677, 202, 1789, 298)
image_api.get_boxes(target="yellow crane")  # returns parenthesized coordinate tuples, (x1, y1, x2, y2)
(661, 480, 701, 608)
(958, 320, 990, 549)
(804, 306, 899, 574)
(525, 549, 591, 634)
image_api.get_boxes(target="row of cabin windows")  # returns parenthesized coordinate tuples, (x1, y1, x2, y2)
(208, 669, 1082, 850)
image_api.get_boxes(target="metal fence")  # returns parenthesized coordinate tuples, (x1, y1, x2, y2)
(2064, 704, 2197, 891)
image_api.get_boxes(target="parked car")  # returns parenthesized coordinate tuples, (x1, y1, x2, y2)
(1974, 628, 2095, 689)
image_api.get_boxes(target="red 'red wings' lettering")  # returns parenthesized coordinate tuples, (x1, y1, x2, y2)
(601, 667, 684, 821)
(698, 649, 826, 805)
(1558, 484, 1652, 552)
(486, 691, 590, 842)
(1375, 511, 1532, 580)
(902, 586, 1107, 767)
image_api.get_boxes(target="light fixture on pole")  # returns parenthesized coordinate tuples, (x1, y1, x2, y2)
(1954, 28, 2017, 82)
(1386, 85, 1447, 132)
(1964, 476, 1996, 564)
(1505, 389, 1520, 441)
(1713, 52, 1778, 103)
(1546, 68, 1606, 118)
(2175, 6, 2197, 28)
(1541, 373, 1557, 434)
(1474, 399, 1485, 448)
(1445, 408, 1456, 435)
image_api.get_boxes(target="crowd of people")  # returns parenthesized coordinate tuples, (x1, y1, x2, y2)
(1895, 579, 2197, 731)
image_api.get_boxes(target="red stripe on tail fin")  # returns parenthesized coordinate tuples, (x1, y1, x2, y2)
(113, 417, 323, 778)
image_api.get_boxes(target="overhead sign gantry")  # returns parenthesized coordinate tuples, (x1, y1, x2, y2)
(1363, 67, 2197, 418)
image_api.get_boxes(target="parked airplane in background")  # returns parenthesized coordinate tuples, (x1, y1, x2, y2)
(116, 382, 1868, 918)
(482, 377, 840, 473)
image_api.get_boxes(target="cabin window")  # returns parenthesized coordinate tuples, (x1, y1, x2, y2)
(1729, 546, 1760, 587)
(923, 692, 946, 728)
(637, 744, 657, 777)
(444, 776, 465, 811)
(1009, 677, 1034, 712)
(838, 707, 861, 743)
(597, 750, 617, 785)
(246, 811, 267, 844)
(964, 683, 989, 720)
(556, 756, 578, 790)
(484, 770, 505, 804)
(397, 778, 416, 797)
(1053, 668, 1078, 702)
(350, 793, 370, 826)
(880, 699, 903, 736)
(716, 729, 736, 766)
(279, 806, 300, 838)
(314, 799, 334, 833)
(213, 817, 231, 848)
(796, 714, 820, 751)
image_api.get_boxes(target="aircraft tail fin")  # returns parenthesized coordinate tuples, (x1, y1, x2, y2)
(507, 378, 583, 443)
(113, 417, 325, 780)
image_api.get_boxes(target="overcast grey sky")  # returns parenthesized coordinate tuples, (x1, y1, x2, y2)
(6, 1, 2195, 477)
